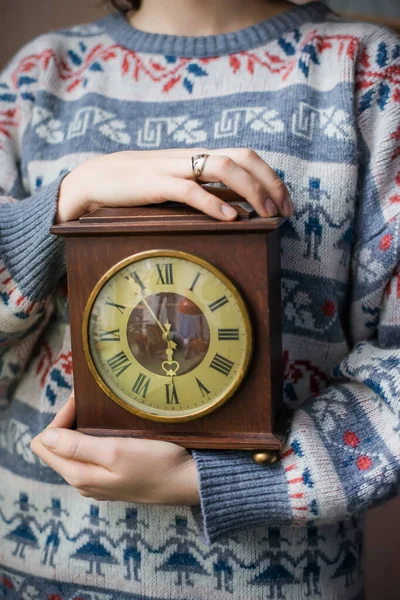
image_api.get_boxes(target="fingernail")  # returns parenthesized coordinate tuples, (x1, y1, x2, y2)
(264, 198, 277, 216)
(41, 429, 59, 449)
(283, 195, 293, 217)
(221, 204, 237, 219)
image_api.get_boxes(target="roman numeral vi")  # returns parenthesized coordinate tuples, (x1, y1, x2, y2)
(165, 382, 180, 404)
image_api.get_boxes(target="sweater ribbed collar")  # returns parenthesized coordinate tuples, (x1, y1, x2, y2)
(100, 1, 330, 58)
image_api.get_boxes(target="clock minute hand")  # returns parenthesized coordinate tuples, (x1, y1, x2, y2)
(137, 294, 179, 375)
(139, 295, 167, 335)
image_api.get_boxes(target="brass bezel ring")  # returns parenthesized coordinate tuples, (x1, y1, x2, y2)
(82, 249, 253, 423)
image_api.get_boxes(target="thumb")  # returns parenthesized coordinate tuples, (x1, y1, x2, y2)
(39, 427, 106, 466)
(48, 391, 76, 430)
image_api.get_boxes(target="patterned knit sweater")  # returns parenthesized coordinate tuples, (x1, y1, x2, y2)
(0, 2, 399, 599)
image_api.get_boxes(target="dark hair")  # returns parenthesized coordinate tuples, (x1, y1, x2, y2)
(109, 0, 141, 11)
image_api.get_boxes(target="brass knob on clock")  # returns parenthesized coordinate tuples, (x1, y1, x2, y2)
(253, 451, 279, 465)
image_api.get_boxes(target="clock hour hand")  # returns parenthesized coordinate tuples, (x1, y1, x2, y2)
(163, 321, 177, 348)
(162, 321, 180, 377)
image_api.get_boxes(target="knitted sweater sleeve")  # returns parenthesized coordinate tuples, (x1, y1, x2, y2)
(0, 42, 67, 396)
(192, 30, 400, 544)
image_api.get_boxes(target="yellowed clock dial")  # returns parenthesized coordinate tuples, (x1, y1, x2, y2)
(83, 250, 252, 422)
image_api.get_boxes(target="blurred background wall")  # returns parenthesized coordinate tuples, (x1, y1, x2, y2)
(0, 1, 399, 599)
(328, 0, 400, 19)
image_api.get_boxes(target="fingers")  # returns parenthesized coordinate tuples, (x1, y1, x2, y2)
(218, 148, 292, 217)
(201, 154, 278, 217)
(163, 177, 238, 221)
(158, 149, 292, 218)
(30, 436, 106, 489)
(34, 428, 113, 467)
(47, 391, 76, 430)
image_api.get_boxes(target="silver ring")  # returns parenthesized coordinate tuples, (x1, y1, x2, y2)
(191, 153, 210, 182)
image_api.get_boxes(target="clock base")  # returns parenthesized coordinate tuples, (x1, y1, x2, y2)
(77, 429, 285, 451)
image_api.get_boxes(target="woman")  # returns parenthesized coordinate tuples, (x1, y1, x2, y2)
(0, 1, 399, 598)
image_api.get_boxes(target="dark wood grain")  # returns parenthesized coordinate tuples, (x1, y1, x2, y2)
(53, 203, 286, 451)
(78, 430, 285, 450)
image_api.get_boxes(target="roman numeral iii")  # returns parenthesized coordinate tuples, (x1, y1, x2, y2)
(208, 296, 229, 312)
(132, 373, 151, 398)
(218, 328, 239, 341)
(107, 351, 131, 377)
(209, 353, 234, 376)
(156, 263, 174, 285)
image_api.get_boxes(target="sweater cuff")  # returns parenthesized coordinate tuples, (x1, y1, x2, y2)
(191, 450, 291, 544)
(0, 176, 67, 303)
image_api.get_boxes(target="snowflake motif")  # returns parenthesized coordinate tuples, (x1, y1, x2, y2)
(357, 41, 400, 114)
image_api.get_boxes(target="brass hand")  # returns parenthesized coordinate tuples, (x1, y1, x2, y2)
(140, 294, 167, 335)
(135, 288, 180, 376)
(162, 321, 180, 377)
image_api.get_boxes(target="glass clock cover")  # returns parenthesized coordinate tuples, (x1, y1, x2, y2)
(83, 250, 252, 422)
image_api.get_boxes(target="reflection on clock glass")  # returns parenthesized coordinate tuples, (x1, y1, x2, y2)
(127, 293, 210, 377)
(85, 251, 252, 421)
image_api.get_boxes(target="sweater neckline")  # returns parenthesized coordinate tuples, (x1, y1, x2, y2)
(99, 2, 330, 58)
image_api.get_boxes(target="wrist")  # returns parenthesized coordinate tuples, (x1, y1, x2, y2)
(55, 169, 88, 223)
(169, 454, 200, 506)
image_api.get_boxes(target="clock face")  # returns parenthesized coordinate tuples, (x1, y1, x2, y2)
(83, 250, 252, 422)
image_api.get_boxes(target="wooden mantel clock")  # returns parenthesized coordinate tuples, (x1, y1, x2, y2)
(51, 187, 288, 464)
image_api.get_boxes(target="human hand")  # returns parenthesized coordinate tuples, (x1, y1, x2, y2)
(30, 393, 200, 506)
(56, 147, 293, 223)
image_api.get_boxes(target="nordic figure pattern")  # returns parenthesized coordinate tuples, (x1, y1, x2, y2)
(0, 492, 366, 599)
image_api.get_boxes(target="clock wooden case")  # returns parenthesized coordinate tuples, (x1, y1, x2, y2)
(51, 188, 287, 454)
